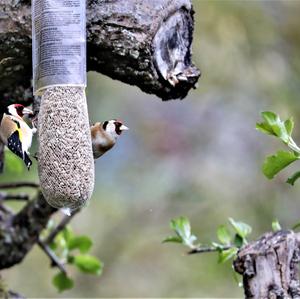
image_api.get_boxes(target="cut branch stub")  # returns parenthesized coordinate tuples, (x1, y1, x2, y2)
(87, 0, 200, 100)
(234, 230, 300, 299)
(153, 7, 199, 95)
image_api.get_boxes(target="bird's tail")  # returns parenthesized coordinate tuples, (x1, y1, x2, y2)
(24, 152, 32, 170)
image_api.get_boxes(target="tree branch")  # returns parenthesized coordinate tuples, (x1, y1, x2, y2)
(37, 239, 67, 275)
(0, 0, 200, 104)
(0, 275, 25, 299)
(188, 245, 232, 255)
(0, 182, 40, 189)
(45, 210, 79, 245)
(0, 192, 29, 201)
(0, 191, 57, 270)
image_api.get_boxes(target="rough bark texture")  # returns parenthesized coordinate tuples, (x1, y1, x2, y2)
(0, 191, 56, 269)
(0, 0, 200, 106)
(234, 230, 300, 299)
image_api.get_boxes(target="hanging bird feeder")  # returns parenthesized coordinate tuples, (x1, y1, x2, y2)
(32, 0, 94, 214)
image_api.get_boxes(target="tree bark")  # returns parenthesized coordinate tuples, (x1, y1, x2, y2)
(0, 191, 56, 269)
(0, 0, 200, 106)
(234, 230, 300, 299)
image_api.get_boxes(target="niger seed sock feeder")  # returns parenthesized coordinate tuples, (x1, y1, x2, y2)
(32, 0, 94, 212)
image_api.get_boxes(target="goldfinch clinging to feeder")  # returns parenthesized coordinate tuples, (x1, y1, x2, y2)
(91, 119, 129, 159)
(0, 104, 36, 170)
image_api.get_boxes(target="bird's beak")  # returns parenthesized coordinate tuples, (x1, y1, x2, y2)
(120, 125, 129, 131)
(23, 108, 33, 115)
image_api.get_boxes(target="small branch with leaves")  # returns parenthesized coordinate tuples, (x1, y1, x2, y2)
(39, 219, 103, 292)
(163, 215, 300, 297)
(256, 111, 300, 184)
(163, 216, 252, 264)
(0, 178, 103, 293)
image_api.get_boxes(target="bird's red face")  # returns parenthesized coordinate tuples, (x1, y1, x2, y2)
(8, 104, 33, 118)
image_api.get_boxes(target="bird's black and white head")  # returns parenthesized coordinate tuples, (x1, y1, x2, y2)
(6, 104, 33, 118)
(102, 119, 129, 140)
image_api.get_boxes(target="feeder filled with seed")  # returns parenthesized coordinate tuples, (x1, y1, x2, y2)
(32, 0, 94, 214)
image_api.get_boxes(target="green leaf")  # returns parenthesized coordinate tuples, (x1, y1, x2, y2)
(256, 122, 275, 136)
(233, 234, 244, 248)
(49, 242, 57, 251)
(261, 111, 278, 124)
(52, 272, 74, 293)
(272, 220, 281, 232)
(170, 217, 197, 248)
(55, 233, 68, 250)
(218, 247, 238, 264)
(228, 218, 252, 239)
(217, 225, 231, 245)
(212, 242, 228, 251)
(62, 226, 74, 244)
(287, 171, 300, 186)
(68, 236, 93, 253)
(162, 236, 183, 244)
(284, 118, 294, 136)
(72, 255, 103, 275)
(258, 111, 290, 143)
(262, 150, 299, 179)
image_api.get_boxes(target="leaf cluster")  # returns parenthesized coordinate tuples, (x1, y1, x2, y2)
(44, 222, 103, 293)
(163, 216, 252, 264)
(256, 111, 300, 184)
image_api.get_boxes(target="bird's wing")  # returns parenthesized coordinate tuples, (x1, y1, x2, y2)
(7, 130, 24, 160)
(0, 115, 19, 144)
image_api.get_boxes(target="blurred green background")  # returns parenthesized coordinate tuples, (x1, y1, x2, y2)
(2, 0, 300, 297)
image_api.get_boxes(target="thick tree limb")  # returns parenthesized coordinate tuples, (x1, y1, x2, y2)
(0, 191, 57, 269)
(234, 230, 300, 298)
(0, 0, 200, 105)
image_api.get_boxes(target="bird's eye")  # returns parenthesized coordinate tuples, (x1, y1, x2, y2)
(14, 105, 24, 114)
(102, 121, 109, 130)
(115, 122, 122, 135)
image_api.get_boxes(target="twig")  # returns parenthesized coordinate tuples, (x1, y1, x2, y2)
(0, 192, 29, 201)
(0, 182, 40, 189)
(37, 239, 67, 275)
(45, 210, 80, 245)
(188, 245, 232, 255)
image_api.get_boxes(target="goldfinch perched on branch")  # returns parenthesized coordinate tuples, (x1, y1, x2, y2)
(0, 104, 36, 170)
(91, 119, 129, 159)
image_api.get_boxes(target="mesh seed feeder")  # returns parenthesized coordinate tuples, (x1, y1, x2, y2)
(32, 0, 94, 212)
